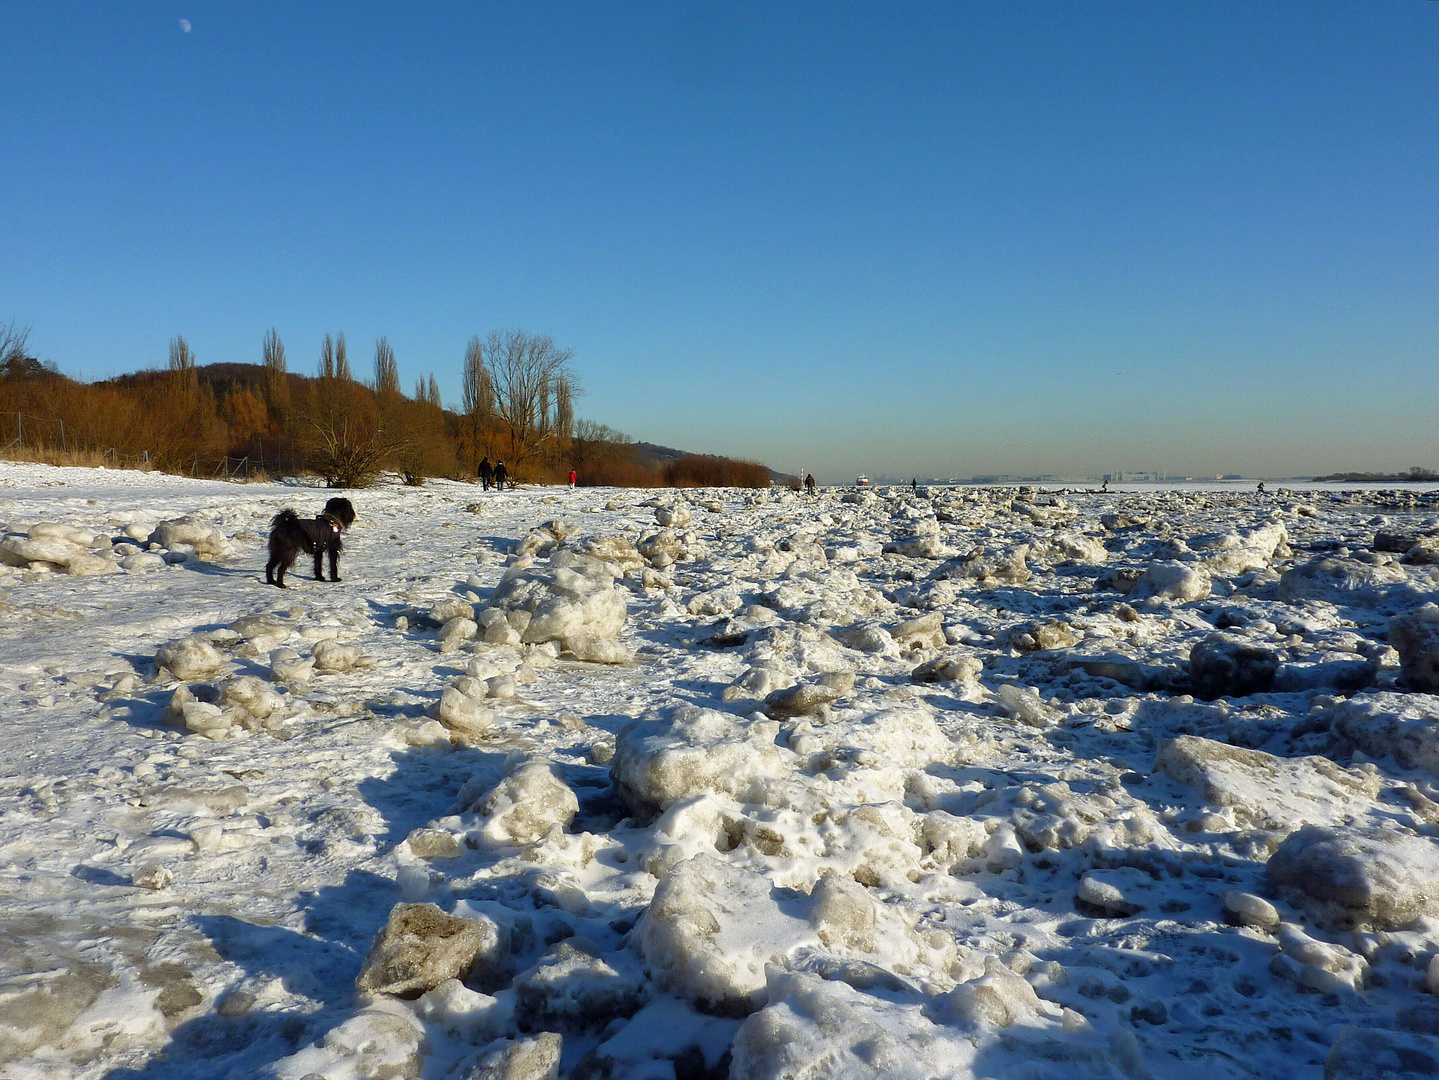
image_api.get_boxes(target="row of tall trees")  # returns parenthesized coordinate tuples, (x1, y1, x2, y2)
(0, 325, 769, 488)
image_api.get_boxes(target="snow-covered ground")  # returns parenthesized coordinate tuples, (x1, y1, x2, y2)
(2, 460, 1439, 1079)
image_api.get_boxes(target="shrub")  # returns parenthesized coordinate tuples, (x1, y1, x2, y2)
(662, 454, 770, 488)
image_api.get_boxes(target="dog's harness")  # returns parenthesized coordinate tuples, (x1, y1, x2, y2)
(318, 512, 342, 538)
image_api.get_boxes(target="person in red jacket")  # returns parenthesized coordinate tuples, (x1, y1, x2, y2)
(568, 468, 577, 489)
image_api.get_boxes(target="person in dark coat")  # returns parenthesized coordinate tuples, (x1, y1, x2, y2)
(805, 473, 816, 496)
(494, 460, 509, 489)
(478, 457, 493, 490)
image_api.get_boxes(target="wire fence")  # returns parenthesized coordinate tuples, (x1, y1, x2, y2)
(1, 411, 69, 451)
(0, 411, 305, 482)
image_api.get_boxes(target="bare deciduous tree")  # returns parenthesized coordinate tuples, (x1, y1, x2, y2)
(0, 321, 53, 381)
(478, 329, 577, 468)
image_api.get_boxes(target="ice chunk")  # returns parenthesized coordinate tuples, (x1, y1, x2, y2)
(432, 597, 475, 624)
(655, 503, 691, 527)
(302, 1004, 426, 1079)
(943, 956, 1049, 1027)
(473, 758, 578, 845)
(562, 633, 634, 664)
(1324, 1028, 1439, 1080)
(438, 685, 494, 737)
(482, 551, 626, 655)
(1075, 867, 1153, 917)
(1154, 734, 1380, 832)
(456, 1033, 562, 1080)
(1391, 604, 1439, 692)
(0, 535, 84, 568)
(311, 638, 372, 674)
(636, 854, 815, 1014)
(1188, 632, 1279, 698)
(514, 940, 648, 1029)
(149, 516, 232, 559)
(1333, 692, 1439, 774)
(1223, 890, 1279, 930)
(1129, 560, 1211, 602)
(1278, 556, 1411, 606)
(611, 705, 795, 816)
(355, 902, 506, 996)
(911, 654, 982, 683)
(1268, 823, 1439, 928)
(763, 680, 844, 718)
(730, 968, 976, 1079)
(997, 684, 1058, 727)
(218, 675, 284, 720)
(269, 647, 314, 683)
(155, 635, 226, 680)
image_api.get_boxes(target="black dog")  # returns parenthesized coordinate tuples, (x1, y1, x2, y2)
(265, 497, 355, 588)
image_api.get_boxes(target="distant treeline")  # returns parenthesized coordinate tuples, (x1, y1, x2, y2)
(0, 323, 771, 488)
(1313, 467, 1438, 483)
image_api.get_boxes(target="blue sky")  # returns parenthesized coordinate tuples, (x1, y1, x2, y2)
(2, 3, 1436, 481)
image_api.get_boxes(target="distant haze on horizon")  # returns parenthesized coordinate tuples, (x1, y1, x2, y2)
(2, 4, 1435, 486)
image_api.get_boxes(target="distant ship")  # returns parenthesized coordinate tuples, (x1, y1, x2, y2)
(855, 475, 871, 488)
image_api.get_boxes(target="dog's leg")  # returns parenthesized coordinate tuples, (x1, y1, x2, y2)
(314, 547, 325, 581)
(329, 546, 341, 582)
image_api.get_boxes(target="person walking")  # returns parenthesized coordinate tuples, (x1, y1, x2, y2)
(478, 456, 493, 491)
(494, 460, 508, 489)
(568, 468, 577, 489)
(805, 473, 816, 496)
(911, 477, 918, 493)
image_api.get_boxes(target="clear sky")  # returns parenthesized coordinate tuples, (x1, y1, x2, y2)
(2, 3, 1436, 482)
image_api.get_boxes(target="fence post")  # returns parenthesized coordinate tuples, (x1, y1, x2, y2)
(15, 413, 21, 446)
(58, 420, 66, 452)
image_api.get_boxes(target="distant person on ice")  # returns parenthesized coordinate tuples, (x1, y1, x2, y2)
(478, 456, 493, 490)
(1257, 481, 1266, 496)
(494, 461, 508, 489)
(805, 474, 816, 496)
(912, 478, 917, 493)
(568, 468, 577, 489)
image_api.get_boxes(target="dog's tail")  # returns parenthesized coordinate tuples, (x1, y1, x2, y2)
(271, 509, 300, 530)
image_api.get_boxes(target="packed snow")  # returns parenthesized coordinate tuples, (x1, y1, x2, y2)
(2, 461, 1439, 1079)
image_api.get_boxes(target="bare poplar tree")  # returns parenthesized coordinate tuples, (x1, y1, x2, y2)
(426, 373, 441, 409)
(373, 336, 400, 397)
(461, 335, 494, 462)
(262, 328, 289, 410)
(414, 377, 426, 402)
(335, 332, 351, 382)
(168, 335, 198, 398)
(319, 334, 336, 379)
(554, 376, 574, 443)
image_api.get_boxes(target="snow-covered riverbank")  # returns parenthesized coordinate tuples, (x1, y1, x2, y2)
(2, 460, 1438, 1079)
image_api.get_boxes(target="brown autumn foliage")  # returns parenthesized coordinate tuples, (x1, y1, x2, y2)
(663, 454, 771, 488)
(0, 355, 774, 488)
